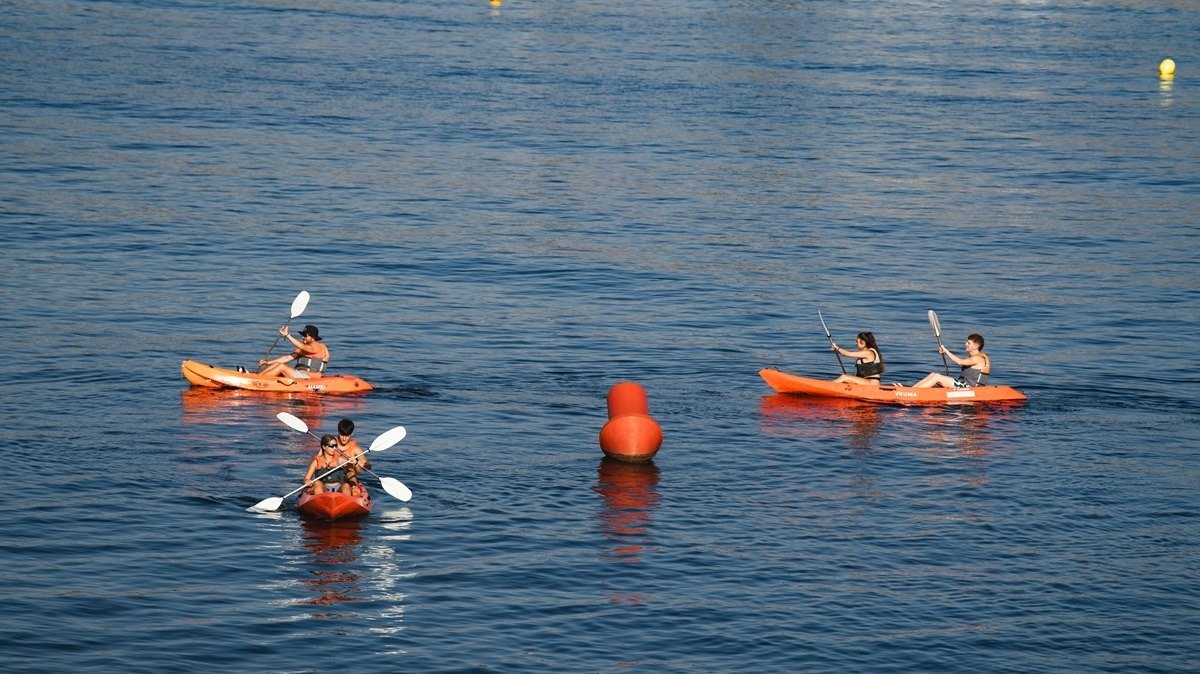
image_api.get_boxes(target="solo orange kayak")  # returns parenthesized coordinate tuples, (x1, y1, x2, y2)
(181, 359, 373, 394)
(759, 368, 1026, 405)
(296, 488, 372, 521)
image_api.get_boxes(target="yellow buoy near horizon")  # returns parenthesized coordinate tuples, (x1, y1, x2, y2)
(1159, 58, 1176, 80)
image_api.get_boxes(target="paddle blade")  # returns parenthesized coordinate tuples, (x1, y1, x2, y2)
(276, 412, 308, 434)
(248, 496, 283, 512)
(290, 291, 311, 319)
(927, 310, 942, 337)
(818, 309, 832, 337)
(379, 477, 412, 502)
(369, 425, 407, 452)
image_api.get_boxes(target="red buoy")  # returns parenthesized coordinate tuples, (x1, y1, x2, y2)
(598, 381, 662, 463)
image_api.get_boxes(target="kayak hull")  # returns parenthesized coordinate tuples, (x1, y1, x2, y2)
(759, 368, 1026, 405)
(181, 359, 373, 394)
(296, 489, 372, 521)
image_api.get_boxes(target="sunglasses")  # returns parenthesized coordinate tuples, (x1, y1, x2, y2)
(322, 444, 337, 449)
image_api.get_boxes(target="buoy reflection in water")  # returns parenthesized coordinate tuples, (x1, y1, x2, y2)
(594, 458, 660, 564)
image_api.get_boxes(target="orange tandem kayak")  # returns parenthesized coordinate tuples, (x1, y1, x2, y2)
(181, 359, 373, 394)
(296, 488, 372, 521)
(759, 368, 1026, 405)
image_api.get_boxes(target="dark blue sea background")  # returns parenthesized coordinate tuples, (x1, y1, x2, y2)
(2, 1, 1198, 672)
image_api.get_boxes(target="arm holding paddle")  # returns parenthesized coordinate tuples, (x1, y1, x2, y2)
(938, 339, 989, 376)
(260, 325, 300, 369)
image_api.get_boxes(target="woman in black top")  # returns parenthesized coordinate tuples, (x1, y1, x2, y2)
(831, 332, 885, 386)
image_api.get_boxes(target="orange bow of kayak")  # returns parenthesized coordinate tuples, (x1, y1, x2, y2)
(296, 488, 372, 521)
(759, 368, 1026, 405)
(181, 359, 373, 394)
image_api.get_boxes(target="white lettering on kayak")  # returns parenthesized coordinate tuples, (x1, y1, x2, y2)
(947, 390, 977, 398)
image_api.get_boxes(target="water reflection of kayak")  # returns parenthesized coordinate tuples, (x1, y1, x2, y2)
(759, 368, 1026, 405)
(181, 359, 373, 394)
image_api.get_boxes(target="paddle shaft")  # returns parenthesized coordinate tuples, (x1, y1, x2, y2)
(928, 310, 950, 375)
(262, 322, 294, 363)
(819, 310, 847, 374)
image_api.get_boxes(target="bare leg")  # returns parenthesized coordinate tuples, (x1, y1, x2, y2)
(341, 468, 360, 495)
(259, 363, 305, 382)
(258, 361, 289, 376)
(312, 480, 327, 494)
(833, 374, 880, 386)
(913, 372, 956, 388)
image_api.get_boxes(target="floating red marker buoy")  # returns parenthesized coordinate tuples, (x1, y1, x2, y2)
(598, 381, 662, 463)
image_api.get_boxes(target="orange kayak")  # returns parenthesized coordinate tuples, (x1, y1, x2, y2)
(759, 368, 1026, 405)
(296, 488, 371, 521)
(181, 359, 373, 394)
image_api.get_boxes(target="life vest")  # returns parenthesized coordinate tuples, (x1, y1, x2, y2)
(313, 458, 346, 483)
(335, 439, 366, 479)
(958, 353, 990, 386)
(336, 439, 362, 463)
(294, 342, 329, 373)
(854, 348, 884, 379)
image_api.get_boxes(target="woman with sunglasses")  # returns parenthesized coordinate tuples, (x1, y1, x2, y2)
(303, 433, 362, 495)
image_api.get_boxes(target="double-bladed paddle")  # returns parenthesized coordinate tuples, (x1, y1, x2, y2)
(928, 309, 950, 375)
(818, 309, 847, 374)
(261, 291, 311, 364)
(273, 412, 413, 503)
(248, 421, 409, 512)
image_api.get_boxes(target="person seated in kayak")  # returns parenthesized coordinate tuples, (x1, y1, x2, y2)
(335, 418, 371, 486)
(829, 331, 885, 386)
(258, 324, 329, 379)
(912, 333, 990, 388)
(304, 433, 362, 495)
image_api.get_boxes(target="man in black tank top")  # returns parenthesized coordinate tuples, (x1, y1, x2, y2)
(913, 333, 990, 388)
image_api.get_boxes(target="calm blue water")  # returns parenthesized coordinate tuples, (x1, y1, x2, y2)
(2, 0, 1198, 671)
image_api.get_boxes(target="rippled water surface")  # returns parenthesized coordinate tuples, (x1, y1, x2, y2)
(2, 1, 1198, 672)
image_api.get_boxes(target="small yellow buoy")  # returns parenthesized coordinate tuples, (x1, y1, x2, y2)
(1159, 58, 1176, 80)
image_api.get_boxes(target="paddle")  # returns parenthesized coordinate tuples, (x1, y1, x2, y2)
(818, 309, 847, 374)
(274, 412, 413, 503)
(261, 291, 311, 364)
(248, 423, 409, 512)
(928, 309, 950, 375)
